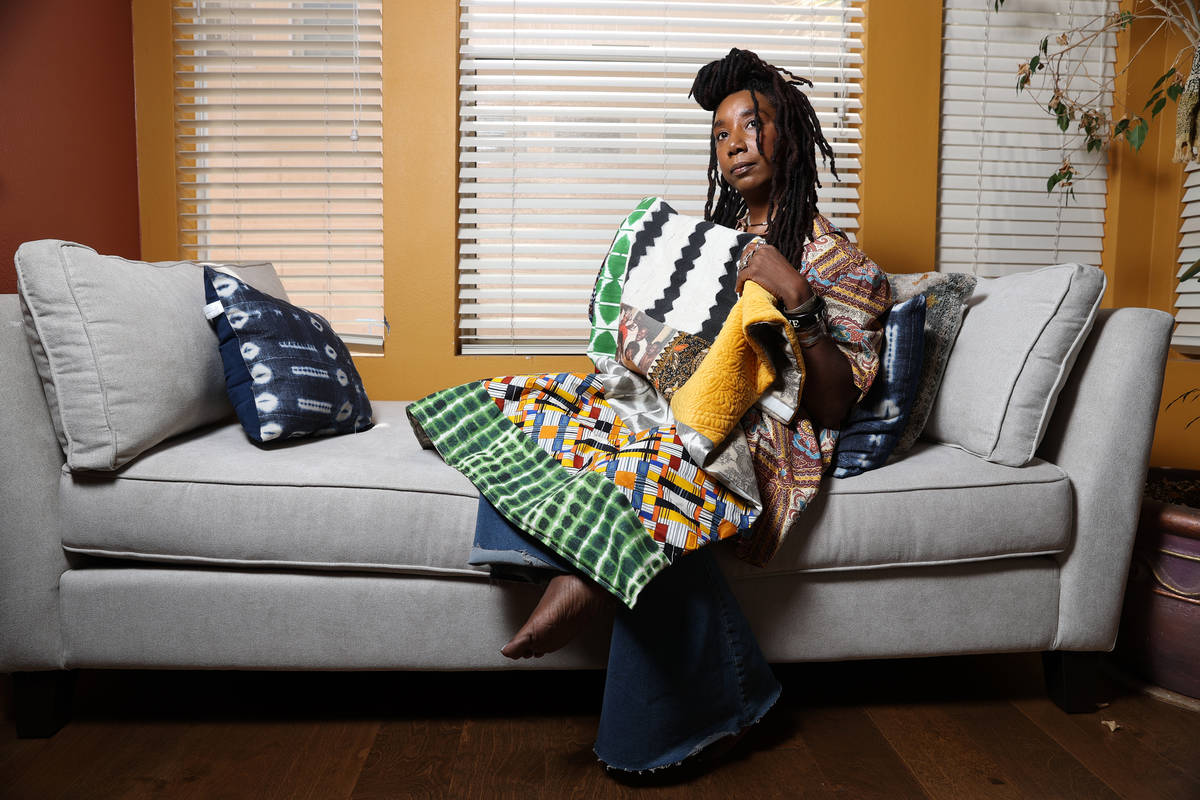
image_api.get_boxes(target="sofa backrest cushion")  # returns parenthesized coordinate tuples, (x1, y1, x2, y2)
(923, 262, 1106, 466)
(14, 240, 288, 471)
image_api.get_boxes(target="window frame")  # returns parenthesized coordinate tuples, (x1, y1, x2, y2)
(131, 0, 942, 400)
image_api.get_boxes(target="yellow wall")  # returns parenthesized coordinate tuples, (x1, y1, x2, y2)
(132, 0, 1200, 467)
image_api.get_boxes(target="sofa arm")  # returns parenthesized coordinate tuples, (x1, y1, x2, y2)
(1, 294, 69, 670)
(1037, 307, 1174, 651)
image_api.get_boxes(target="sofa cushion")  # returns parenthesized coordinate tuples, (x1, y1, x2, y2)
(60, 402, 484, 578)
(923, 263, 1106, 466)
(203, 267, 374, 443)
(61, 403, 1071, 578)
(14, 240, 288, 471)
(719, 441, 1072, 580)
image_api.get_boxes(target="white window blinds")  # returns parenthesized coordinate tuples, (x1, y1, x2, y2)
(939, 0, 1116, 277)
(458, 0, 865, 355)
(173, 1, 385, 346)
(1176, 162, 1200, 353)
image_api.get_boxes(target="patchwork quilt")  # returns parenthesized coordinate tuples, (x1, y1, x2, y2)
(590, 197, 805, 462)
(409, 198, 890, 604)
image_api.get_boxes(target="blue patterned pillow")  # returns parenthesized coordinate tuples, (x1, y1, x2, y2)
(202, 266, 373, 443)
(832, 294, 926, 478)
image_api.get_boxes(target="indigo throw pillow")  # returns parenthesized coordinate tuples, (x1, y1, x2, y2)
(832, 293, 926, 478)
(202, 266, 373, 443)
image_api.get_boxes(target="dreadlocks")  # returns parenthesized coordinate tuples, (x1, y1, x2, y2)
(690, 48, 836, 267)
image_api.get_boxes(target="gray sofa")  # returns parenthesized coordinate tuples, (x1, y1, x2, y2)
(0, 244, 1176, 737)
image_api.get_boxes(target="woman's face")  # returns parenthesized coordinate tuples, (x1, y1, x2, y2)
(713, 89, 778, 204)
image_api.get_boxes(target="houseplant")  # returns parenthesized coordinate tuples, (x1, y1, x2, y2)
(999, 0, 1200, 286)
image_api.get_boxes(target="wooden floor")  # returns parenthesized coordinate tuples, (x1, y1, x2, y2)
(1, 653, 1198, 799)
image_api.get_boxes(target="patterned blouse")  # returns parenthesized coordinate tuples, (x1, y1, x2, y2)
(736, 212, 891, 565)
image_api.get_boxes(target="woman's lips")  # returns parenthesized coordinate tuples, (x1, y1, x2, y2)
(731, 162, 755, 177)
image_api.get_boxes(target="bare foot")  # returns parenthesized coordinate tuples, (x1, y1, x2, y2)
(500, 574, 611, 659)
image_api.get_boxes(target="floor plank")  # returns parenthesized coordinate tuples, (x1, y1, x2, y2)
(798, 706, 928, 799)
(943, 701, 1118, 799)
(867, 704, 1027, 800)
(444, 716, 550, 800)
(1087, 689, 1200, 784)
(699, 733, 839, 799)
(1014, 695, 1200, 800)
(351, 719, 463, 800)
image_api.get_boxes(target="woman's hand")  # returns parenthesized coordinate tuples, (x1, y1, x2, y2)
(735, 242, 812, 310)
(735, 241, 858, 430)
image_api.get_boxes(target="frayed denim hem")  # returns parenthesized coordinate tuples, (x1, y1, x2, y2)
(467, 546, 568, 585)
(594, 681, 782, 775)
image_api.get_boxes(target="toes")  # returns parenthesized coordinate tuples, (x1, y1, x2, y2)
(500, 632, 533, 659)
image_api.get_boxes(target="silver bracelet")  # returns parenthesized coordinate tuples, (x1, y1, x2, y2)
(783, 293, 822, 315)
(794, 316, 829, 349)
(738, 238, 764, 272)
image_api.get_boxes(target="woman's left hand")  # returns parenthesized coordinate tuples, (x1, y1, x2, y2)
(735, 242, 812, 310)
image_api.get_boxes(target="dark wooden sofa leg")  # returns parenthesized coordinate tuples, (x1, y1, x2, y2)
(12, 670, 76, 738)
(1042, 651, 1108, 713)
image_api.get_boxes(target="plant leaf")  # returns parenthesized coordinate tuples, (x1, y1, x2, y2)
(1144, 89, 1163, 109)
(1168, 83, 1183, 102)
(1152, 97, 1167, 117)
(1030, 54, 1041, 73)
(1152, 67, 1177, 91)
(1126, 118, 1148, 150)
(1040, 36, 1049, 55)
(1114, 118, 1130, 135)
(1182, 259, 1200, 282)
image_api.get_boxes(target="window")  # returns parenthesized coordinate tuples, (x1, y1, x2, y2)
(1176, 163, 1200, 353)
(938, 0, 1116, 277)
(457, 0, 865, 354)
(173, 1, 385, 347)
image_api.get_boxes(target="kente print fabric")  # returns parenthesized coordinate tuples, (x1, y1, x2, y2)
(406, 373, 755, 607)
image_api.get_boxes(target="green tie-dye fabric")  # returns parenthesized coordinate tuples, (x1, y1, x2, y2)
(406, 381, 669, 608)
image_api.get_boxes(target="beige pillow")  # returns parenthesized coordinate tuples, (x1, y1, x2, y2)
(15, 240, 288, 471)
(923, 263, 1106, 466)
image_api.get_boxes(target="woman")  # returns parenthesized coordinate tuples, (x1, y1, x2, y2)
(461, 48, 890, 774)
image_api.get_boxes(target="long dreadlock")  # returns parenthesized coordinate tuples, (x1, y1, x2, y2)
(689, 48, 836, 268)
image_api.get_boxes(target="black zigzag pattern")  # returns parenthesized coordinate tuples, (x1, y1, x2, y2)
(625, 201, 674, 286)
(648, 221, 714, 325)
(696, 233, 757, 342)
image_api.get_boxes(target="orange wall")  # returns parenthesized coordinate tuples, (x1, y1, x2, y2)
(0, 0, 141, 293)
(1099, 11, 1200, 468)
(857, 2, 941, 274)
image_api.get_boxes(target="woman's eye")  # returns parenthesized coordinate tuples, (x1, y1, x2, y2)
(747, 119, 759, 129)
(715, 131, 727, 141)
